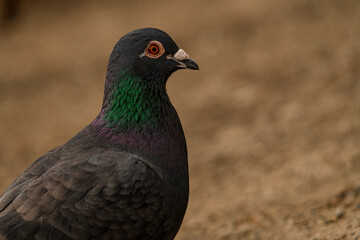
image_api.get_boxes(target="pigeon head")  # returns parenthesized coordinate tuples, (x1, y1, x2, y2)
(107, 28, 199, 83)
(92, 28, 198, 148)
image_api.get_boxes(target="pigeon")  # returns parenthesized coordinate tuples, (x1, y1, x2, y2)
(0, 28, 199, 240)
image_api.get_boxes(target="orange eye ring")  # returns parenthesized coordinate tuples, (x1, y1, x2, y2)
(148, 44, 159, 54)
(144, 41, 165, 58)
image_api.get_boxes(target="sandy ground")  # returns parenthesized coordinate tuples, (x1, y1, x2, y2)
(0, 0, 360, 239)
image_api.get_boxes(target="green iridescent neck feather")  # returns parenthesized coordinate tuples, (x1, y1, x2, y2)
(104, 71, 170, 130)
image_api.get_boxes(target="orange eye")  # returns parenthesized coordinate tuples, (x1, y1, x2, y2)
(144, 41, 165, 58)
(148, 44, 159, 54)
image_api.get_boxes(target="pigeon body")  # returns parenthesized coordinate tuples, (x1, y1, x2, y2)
(0, 28, 198, 240)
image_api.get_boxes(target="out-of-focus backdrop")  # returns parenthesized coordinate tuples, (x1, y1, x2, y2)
(1, 0, 360, 239)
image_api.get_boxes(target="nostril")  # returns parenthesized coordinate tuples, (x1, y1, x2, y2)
(174, 49, 190, 61)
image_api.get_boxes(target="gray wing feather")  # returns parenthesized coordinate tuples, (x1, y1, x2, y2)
(0, 147, 166, 240)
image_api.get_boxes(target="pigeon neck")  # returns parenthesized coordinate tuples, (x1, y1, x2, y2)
(89, 71, 185, 156)
(102, 71, 169, 128)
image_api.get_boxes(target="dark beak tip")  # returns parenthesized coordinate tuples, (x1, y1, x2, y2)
(185, 59, 199, 71)
(192, 64, 200, 71)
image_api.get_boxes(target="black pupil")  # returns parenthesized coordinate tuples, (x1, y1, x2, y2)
(151, 46, 158, 53)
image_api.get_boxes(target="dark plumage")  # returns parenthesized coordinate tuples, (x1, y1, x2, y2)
(0, 28, 198, 240)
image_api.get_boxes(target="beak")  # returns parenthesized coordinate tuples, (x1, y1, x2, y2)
(181, 59, 199, 70)
(168, 49, 199, 70)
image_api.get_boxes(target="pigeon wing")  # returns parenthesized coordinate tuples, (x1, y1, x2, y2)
(0, 149, 166, 240)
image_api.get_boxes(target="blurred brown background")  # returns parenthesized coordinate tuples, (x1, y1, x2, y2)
(1, 0, 360, 239)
